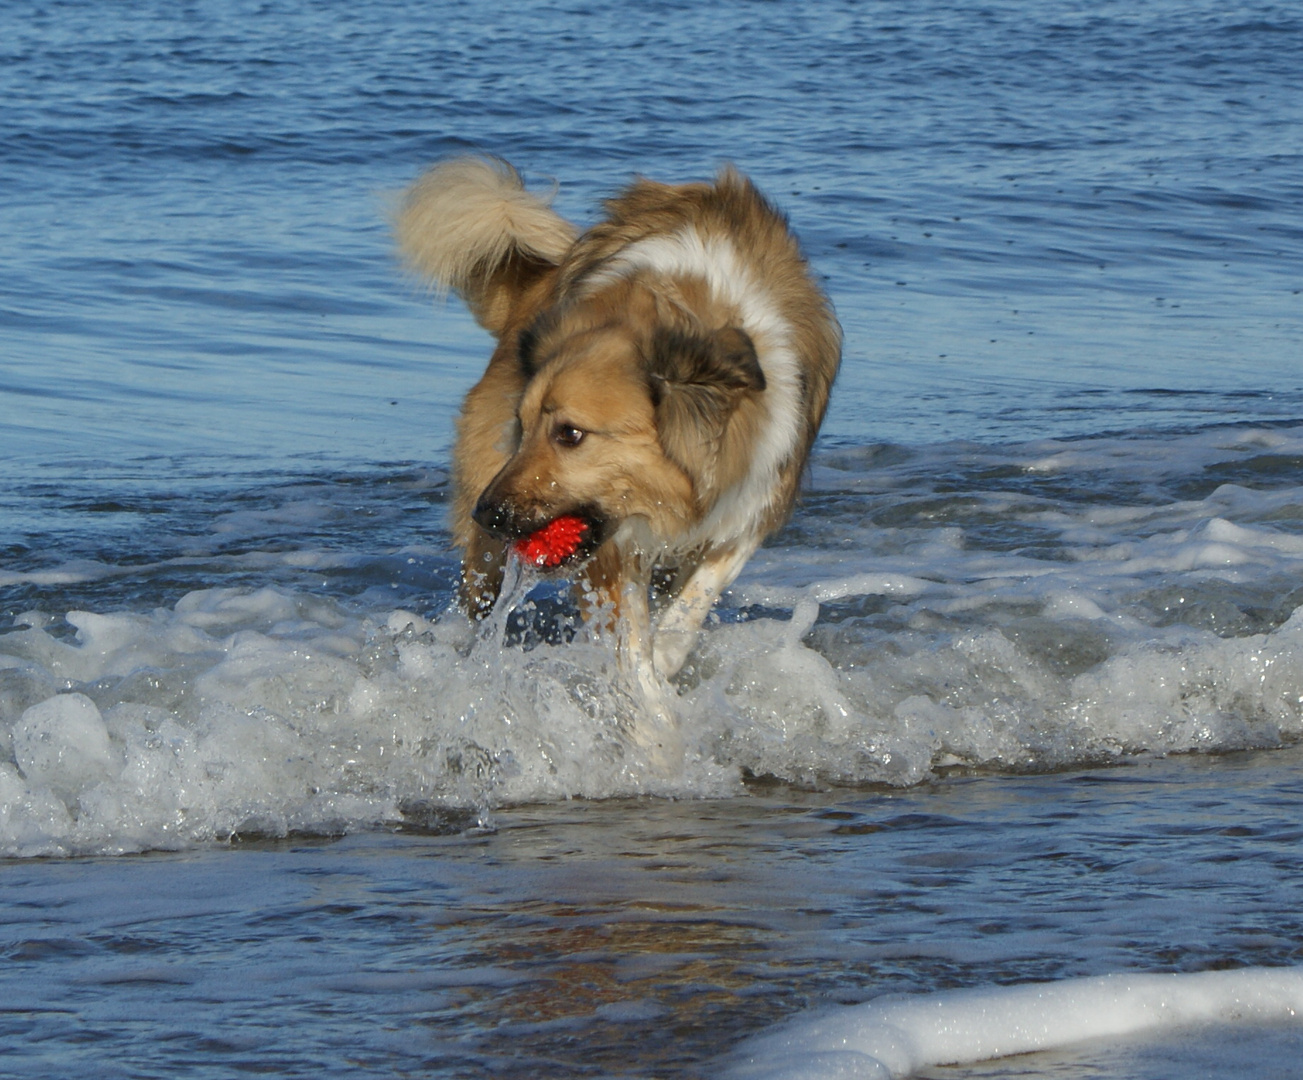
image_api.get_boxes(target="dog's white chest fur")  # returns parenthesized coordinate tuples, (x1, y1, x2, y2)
(588, 226, 804, 549)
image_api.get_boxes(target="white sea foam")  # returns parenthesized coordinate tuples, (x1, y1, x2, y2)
(1, 572, 1300, 855)
(728, 967, 1303, 1079)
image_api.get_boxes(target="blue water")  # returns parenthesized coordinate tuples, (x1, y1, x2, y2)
(2, 1, 1303, 1076)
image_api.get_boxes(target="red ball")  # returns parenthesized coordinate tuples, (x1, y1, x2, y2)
(513, 515, 589, 568)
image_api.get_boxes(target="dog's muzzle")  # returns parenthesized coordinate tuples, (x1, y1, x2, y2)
(471, 495, 526, 540)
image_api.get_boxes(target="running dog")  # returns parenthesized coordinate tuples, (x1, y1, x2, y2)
(396, 157, 840, 744)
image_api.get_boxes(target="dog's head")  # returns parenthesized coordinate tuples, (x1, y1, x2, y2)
(471, 287, 765, 567)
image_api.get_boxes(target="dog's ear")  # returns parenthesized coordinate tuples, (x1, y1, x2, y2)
(646, 326, 765, 482)
(395, 157, 576, 338)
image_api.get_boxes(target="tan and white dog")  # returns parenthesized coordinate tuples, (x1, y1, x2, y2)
(396, 157, 840, 745)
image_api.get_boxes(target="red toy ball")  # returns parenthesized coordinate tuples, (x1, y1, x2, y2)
(513, 515, 589, 568)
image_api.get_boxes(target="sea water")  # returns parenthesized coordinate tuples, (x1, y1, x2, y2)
(2, 1, 1302, 1076)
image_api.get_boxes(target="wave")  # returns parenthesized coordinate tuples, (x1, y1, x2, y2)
(3, 423, 1303, 857)
(728, 966, 1303, 1079)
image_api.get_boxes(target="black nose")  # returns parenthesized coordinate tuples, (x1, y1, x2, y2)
(472, 495, 517, 539)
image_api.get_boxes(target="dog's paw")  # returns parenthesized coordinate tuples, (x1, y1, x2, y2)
(653, 628, 697, 681)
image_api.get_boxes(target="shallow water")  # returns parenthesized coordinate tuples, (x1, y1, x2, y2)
(3, 0, 1303, 1075)
(4, 750, 1303, 1079)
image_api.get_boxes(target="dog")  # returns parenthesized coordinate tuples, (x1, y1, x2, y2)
(395, 157, 840, 752)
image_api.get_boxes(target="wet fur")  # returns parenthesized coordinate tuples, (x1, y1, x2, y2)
(395, 156, 841, 710)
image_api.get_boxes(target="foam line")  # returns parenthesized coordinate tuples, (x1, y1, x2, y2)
(730, 967, 1303, 1079)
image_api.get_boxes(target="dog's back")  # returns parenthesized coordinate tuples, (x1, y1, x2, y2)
(556, 169, 840, 543)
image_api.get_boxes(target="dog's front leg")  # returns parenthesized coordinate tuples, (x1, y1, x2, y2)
(584, 546, 684, 769)
(653, 541, 758, 679)
(459, 530, 508, 620)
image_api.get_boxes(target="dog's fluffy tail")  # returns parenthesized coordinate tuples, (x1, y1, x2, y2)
(395, 157, 576, 335)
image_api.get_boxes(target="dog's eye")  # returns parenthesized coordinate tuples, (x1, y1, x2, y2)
(553, 423, 585, 447)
